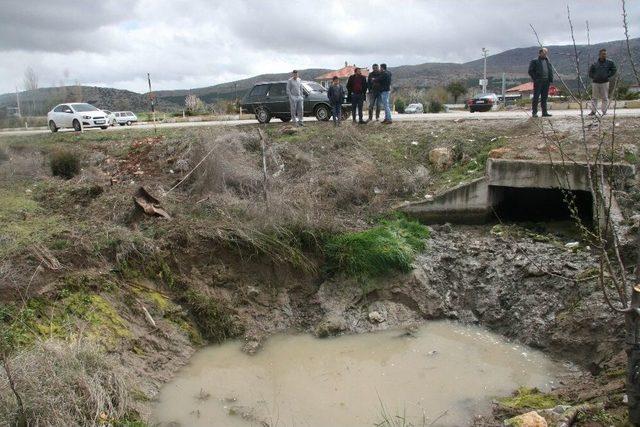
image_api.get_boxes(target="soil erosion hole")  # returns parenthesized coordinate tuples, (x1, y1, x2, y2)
(492, 186, 593, 225)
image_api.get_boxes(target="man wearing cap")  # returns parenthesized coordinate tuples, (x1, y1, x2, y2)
(286, 70, 305, 126)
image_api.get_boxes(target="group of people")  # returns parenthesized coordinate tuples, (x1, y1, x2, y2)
(529, 47, 617, 117)
(287, 47, 618, 127)
(287, 64, 393, 127)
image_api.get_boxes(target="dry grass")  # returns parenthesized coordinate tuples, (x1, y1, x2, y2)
(0, 339, 131, 426)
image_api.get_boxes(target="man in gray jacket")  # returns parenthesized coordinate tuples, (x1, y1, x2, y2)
(588, 49, 617, 116)
(286, 70, 305, 126)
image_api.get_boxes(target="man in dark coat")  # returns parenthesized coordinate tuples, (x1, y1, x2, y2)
(346, 68, 368, 124)
(528, 47, 553, 117)
(588, 48, 617, 116)
(327, 76, 345, 126)
(367, 63, 382, 122)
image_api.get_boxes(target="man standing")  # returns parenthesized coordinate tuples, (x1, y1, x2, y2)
(327, 76, 345, 126)
(367, 64, 382, 122)
(346, 67, 368, 124)
(379, 63, 392, 124)
(286, 70, 305, 126)
(528, 48, 553, 117)
(589, 49, 617, 116)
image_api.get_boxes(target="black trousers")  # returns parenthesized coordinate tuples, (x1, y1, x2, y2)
(532, 80, 550, 115)
(351, 93, 364, 121)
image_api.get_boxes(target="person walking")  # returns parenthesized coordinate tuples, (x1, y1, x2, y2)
(379, 63, 392, 124)
(588, 48, 617, 116)
(367, 64, 382, 122)
(286, 70, 305, 126)
(346, 67, 368, 124)
(528, 48, 553, 117)
(327, 76, 345, 126)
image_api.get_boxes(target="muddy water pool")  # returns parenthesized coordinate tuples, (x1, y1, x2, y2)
(152, 321, 565, 427)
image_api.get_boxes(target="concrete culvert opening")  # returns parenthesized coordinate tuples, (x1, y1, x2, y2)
(491, 186, 594, 226)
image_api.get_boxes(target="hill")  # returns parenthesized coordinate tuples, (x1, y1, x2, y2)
(1, 38, 638, 114)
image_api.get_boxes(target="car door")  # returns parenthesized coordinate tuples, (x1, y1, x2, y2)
(246, 84, 270, 113)
(61, 104, 74, 127)
(51, 105, 64, 125)
(266, 83, 288, 114)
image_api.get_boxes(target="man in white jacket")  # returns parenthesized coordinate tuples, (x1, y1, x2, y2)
(286, 70, 305, 126)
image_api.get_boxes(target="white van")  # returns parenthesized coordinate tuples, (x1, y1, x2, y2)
(111, 111, 138, 126)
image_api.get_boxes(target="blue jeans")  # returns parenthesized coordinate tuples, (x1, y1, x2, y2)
(331, 103, 341, 123)
(351, 93, 364, 122)
(380, 91, 391, 121)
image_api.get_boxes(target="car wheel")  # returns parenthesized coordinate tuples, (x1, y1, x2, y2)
(73, 119, 81, 132)
(315, 105, 330, 121)
(280, 116, 291, 122)
(48, 120, 59, 133)
(100, 126, 108, 130)
(126, 121, 132, 126)
(255, 107, 271, 124)
(119, 123, 125, 126)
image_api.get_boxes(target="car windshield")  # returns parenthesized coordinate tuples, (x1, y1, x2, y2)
(303, 82, 326, 93)
(72, 103, 99, 112)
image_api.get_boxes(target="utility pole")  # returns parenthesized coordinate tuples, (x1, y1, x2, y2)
(501, 73, 506, 107)
(481, 48, 488, 94)
(15, 87, 21, 118)
(147, 73, 156, 134)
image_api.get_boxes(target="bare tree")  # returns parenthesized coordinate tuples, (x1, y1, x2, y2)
(530, 1, 640, 421)
(23, 67, 39, 115)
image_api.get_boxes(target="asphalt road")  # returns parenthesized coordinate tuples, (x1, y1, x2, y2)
(2, 108, 640, 137)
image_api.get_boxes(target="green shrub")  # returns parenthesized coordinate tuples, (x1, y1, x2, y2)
(50, 150, 80, 179)
(325, 218, 430, 278)
(394, 98, 406, 114)
(428, 100, 444, 113)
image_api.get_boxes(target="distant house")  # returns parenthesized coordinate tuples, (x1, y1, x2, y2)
(315, 62, 370, 88)
(506, 82, 560, 98)
(629, 84, 640, 94)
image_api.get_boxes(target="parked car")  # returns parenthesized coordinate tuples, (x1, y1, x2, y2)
(47, 103, 110, 132)
(111, 111, 138, 126)
(404, 103, 424, 114)
(241, 80, 350, 123)
(467, 93, 499, 112)
(102, 110, 115, 125)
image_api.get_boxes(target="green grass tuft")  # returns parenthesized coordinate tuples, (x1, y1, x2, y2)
(325, 218, 430, 278)
(498, 387, 561, 410)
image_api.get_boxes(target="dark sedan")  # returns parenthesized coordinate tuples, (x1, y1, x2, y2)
(467, 93, 499, 113)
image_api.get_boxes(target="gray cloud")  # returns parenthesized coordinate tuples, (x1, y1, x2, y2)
(0, 0, 638, 94)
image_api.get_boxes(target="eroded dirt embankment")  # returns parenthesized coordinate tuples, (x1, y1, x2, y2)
(1, 119, 636, 425)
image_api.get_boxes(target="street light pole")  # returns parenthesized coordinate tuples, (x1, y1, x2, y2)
(482, 48, 488, 93)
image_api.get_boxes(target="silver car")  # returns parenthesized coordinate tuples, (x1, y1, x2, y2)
(111, 111, 138, 126)
(404, 103, 424, 114)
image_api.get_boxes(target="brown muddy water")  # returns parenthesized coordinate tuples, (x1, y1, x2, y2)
(152, 321, 566, 427)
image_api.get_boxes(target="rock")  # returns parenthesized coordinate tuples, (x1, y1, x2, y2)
(428, 147, 454, 171)
(564, 242, 579, 249)
(314, 315, 348, 338)
(368, 311, 385, 323)
(503, 411, 547, 427)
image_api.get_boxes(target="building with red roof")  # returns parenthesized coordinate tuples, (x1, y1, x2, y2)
(507, 82, 559, 98)
(315, 62, 370, 88)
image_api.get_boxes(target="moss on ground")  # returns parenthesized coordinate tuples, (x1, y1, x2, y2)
(498, 387, 561, 410)
(324, 217, 430, 278)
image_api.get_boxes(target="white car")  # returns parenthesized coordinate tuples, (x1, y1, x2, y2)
(111, 111, 138, 126)
(404, 103, 424, 114)
(47, 103, 109, 132)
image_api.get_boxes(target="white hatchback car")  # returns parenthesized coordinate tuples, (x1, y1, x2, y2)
(47, 103, 110, 132)
(111, 111, 138, 126)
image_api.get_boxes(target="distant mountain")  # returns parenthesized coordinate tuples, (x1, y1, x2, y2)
(0, 86, 180, 116)
(1, 38, 638, 114)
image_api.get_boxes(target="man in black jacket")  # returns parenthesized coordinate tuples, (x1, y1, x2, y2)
(528, 48, 553, 117)
(367, 64, 381, 122)
(588, 49, 617, 116)
(346, 68, 368, 124)
(378, 63, 392, 124)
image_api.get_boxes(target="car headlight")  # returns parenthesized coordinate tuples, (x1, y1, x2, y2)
(82, 115, 91, 119)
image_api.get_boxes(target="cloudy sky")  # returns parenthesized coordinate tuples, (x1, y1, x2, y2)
(1, 0, 638, 95)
